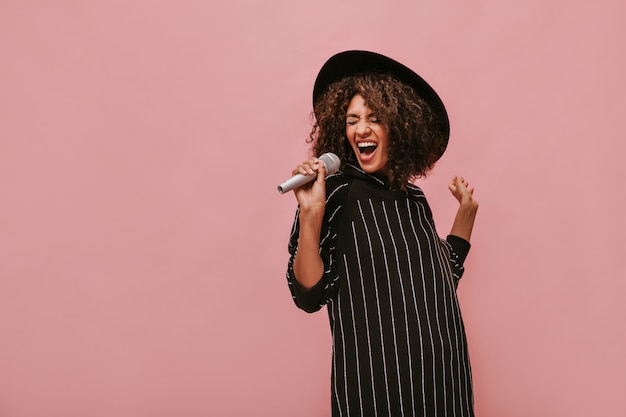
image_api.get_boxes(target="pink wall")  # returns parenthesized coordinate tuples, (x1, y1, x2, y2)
(1, 1, 624, 416)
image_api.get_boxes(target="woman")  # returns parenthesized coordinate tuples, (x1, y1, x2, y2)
(286, 50, 478, 416)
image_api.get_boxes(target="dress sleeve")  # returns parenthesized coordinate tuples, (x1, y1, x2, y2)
(443, 234, 471, 288)
(285, 177, 348, 313)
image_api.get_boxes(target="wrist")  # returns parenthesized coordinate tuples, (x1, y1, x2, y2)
(299, 205, 325, 218)
(458, 199, 478, 212)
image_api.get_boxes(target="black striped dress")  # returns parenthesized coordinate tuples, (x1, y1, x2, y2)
(287, 164, 474, 417)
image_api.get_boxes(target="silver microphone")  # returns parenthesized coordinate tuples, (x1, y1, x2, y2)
(277, 153, 341, 194)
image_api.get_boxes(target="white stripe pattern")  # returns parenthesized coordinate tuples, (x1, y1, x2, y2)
(286, 165, 474, 416)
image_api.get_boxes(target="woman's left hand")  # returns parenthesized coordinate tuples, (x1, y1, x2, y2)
(448, 176, 478, 241)
(448, 176, 477, 208)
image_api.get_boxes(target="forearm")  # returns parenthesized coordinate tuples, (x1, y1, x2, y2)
(449, 201, 478, 242)
(293, 208, 325, 289)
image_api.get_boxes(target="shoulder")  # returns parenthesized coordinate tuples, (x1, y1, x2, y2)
(405, 182, 434, 218)
(325, 170, 351, 202)
(324, 170, 352, 221)
(406, 182, 426, 199)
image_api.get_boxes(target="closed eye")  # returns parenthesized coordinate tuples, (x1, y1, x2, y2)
(346, 115, 381, 126)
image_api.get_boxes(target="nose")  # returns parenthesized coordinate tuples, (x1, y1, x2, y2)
(355, 119, 371, 136)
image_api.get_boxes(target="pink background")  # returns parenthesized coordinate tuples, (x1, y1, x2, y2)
(1, 1, 625, 416)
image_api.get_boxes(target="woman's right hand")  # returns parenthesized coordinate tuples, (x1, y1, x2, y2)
(292, 157, 327, 213)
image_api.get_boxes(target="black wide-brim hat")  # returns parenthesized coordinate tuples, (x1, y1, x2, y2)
(313, 50, 450, 161)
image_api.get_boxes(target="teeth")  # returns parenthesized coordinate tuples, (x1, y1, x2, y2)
(357, 141, 378, 155)
(357, 142, 377, 148)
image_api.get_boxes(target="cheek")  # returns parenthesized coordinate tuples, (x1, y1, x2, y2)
(345, 128, 356, 144)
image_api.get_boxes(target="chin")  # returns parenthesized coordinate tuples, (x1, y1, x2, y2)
(361, 164, 388, 176)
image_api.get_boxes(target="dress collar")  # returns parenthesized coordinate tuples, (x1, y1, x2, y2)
(343, 163, 391, 189)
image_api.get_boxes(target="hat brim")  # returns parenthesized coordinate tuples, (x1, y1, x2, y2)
(312, 50, 449, 160)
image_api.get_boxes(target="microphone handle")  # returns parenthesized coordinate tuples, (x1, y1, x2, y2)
(277, 173, 316, 194)
(277, 153, 341, 194)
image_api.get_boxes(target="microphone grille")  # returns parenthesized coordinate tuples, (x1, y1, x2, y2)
(318, 153, 341, 175)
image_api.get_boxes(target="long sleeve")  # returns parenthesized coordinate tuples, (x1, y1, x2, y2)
(444, 234, 471, 287)
(285, 175, 350, 313)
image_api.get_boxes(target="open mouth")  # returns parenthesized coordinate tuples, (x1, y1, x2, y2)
(357, 141, 378, 155)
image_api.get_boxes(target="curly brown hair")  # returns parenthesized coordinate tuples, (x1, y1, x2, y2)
(308, 73, 447, 190)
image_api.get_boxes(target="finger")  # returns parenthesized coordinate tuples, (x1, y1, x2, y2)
(293, 159, 318, 176)
(293, 165, 309, 176)
(317, 158, 327, 178)
(307, 158, 320, 175)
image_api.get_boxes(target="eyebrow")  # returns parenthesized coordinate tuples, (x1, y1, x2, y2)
(346, 112, 376, 118)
